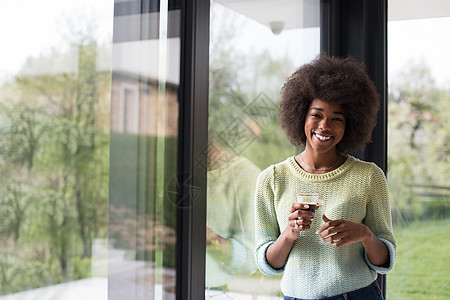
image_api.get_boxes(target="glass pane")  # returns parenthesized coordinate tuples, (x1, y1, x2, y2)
(108, 0, 180, 299)
(207, 0, 320, 298)
(0, 0, 112, 298)
(387, 2, 450, 299)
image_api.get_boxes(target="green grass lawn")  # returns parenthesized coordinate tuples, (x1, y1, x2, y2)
(387, 218, 450, 299)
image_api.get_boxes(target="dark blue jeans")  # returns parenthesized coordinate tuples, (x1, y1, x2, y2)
(283, 280, 384, 300)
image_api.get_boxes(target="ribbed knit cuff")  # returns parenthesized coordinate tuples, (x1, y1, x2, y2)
(364, 238, 396, 274)
(255, 241, 285, 276)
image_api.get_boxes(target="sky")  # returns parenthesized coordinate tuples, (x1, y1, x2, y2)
(388, 16, 450, 88)
(1, 0, 450, 88)
(0, 0, 113, 81)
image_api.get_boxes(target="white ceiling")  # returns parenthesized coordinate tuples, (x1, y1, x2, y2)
(216, 0, 450, 32)
(389, 0, 450, 20)
(216, 0, 320, 32)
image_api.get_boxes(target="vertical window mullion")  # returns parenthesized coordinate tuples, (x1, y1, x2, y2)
(177, 0, 210, 299)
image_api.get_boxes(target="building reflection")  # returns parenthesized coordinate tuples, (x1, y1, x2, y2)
(108, 1, 180, 299)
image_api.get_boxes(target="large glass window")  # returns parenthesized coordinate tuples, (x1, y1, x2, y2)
(387, 1, 450, 299)
(0, 0, 112, 298)
(206, 1, 320, 298)
(108, 1, 180, 299)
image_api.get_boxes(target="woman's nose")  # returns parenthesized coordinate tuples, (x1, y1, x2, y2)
(319, 118, 330, 130)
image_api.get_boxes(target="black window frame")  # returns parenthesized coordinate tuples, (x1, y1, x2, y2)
(177, 0, 210, 299)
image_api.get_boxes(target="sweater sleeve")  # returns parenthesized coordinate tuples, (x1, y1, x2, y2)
(363, 165, 397, 274)
(254, 166, 284, 276)
(228, 162, 261, 275)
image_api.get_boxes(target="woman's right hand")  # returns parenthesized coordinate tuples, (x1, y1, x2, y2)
(266, 203, 317, 269)
(286, 202, 316, 240)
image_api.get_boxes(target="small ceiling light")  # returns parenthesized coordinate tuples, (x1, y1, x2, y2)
(269, 21, 285, 35)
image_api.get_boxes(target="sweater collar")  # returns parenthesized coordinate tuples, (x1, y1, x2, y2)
(287, 155, 356, 181)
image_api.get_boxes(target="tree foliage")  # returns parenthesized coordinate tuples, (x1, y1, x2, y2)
(388, 63, 450, 225)
(0, 33, 110, 293)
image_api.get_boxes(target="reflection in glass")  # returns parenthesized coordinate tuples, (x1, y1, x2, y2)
(207, 0, 320, 298)
(108, 1, 180, 299)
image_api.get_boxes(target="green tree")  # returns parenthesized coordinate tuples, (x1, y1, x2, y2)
(388, 62, 450, 224)
(0, 24, 110, 293)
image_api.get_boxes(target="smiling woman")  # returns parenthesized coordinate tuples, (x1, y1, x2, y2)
(255, 54, 396, 299)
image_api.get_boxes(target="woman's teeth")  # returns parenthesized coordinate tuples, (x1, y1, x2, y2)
(315, 133, 332, 141)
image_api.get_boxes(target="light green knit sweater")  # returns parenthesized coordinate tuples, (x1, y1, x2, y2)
(206, 155, 261, 288)
(255, 155, 396, 299)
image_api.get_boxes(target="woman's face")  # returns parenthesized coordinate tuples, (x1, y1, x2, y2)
(304, 99, 346, 155)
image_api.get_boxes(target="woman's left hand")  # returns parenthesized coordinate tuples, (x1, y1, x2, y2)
(316, 214, 371, 247)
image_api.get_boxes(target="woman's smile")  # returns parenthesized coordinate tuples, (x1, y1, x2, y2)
(313, 132, 333, 142)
